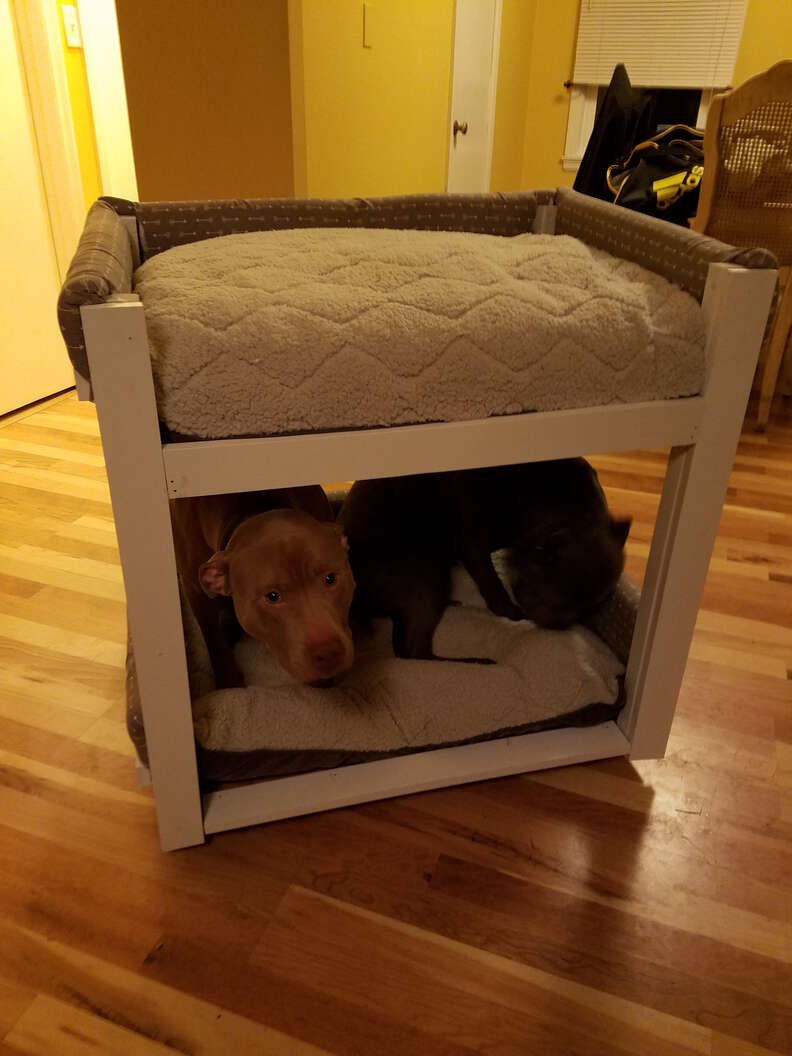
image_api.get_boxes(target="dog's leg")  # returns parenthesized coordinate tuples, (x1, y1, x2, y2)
(391, 562, 447, 658)
(392, 598, 443, 659)
(392, 571, 494, 665)
(460, 546, 524, 621)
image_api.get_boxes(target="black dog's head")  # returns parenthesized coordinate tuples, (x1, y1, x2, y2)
(503, 460, 630, 628)
(506, 514, 630, 628)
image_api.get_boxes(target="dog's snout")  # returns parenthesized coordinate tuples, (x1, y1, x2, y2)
(309, 637, 345, 669)
(303, 625, 353, 684)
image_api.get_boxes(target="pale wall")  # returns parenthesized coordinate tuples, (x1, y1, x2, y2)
(58, 1, 101, 209)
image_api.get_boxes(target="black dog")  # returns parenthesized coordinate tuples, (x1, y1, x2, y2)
(339, 459, 630, 659)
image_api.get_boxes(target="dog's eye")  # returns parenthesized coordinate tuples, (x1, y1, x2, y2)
(265, 590, 281, 604)
(324, 572, 337, 586)
(540, 528, 571, 553)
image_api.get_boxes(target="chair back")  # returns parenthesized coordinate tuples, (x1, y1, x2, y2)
(694, 61, 792, 266)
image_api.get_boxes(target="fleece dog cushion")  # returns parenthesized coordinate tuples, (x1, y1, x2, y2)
(192, 566, 627, 782)
(134, 227, 706, 439)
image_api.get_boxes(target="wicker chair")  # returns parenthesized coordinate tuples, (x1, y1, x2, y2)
(693, 61, 792, 428)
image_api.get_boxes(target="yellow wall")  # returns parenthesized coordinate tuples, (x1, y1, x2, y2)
(518, 0, 578, 191)
(294, 0, 454, 198)
(64, 0, 786, 210)
(57, 2, 101, 209)
(115, 0, 293, 200)
(288, 0, 308, 196)
(490, 0, 579, 192)
(734, 0, 792, 86)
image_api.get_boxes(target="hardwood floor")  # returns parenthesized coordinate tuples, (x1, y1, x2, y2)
(0, 391, 789, 1055)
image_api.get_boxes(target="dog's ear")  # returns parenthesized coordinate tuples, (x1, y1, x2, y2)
(332, 523, 349, 551)
(199, 552, 231, 597)
(611, 517, 632, 547)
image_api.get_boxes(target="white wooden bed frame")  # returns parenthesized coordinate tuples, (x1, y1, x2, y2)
(76, 207, 775, 852)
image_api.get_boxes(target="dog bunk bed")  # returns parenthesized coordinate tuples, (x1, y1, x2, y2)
(58, 188, 776, 851)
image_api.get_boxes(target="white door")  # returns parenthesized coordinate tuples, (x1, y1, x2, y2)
(0, 0, 74, 416)
(446, 0, 502, 193)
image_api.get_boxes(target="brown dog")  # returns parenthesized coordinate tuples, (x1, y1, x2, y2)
(171, 488, 355, 688)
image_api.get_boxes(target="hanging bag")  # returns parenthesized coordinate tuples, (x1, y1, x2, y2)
(606, 124, 705, 225)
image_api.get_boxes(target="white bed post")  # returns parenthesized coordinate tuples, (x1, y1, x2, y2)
(620, 263, 776, 759)
(82, 299, 205, 851)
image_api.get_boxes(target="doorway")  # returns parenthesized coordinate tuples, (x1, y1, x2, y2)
(0, 0, 74, 416)
(446, 0, 502, 193)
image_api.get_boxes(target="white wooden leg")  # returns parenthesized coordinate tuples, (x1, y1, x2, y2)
(620, 264, 777, 758)
(82, 300, 205, 850)
(73, 371, 92, 401)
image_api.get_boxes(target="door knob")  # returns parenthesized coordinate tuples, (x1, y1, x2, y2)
(453, 120, 468, 143)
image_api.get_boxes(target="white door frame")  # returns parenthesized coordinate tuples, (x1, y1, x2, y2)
(446, 0, 503, 193)
(78, 0, 138, 200)
(12, 0, 84, 279)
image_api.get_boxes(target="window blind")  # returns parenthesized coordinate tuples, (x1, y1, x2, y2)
(571, 0, 748, 89)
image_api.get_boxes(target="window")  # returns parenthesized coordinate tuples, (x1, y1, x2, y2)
(563, 0, 748, 171)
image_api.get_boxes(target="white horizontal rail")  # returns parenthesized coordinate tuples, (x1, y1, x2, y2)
(164, 398, 703, 498)
(202, 721, 631, 834)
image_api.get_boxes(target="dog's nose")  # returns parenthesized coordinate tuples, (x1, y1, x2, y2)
(309, 638, 345, 671)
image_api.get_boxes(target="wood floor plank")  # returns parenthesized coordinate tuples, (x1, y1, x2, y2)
(0, 977, 35, 1039)
(0, 552, 125, 602)
(255, 885, 713, 1056)
(4, 995, 176, 1056)
(5, 544, 122, 585)
(688, 639, 788, 678)
(350, 786, 791, 963)
(0, 637, 124, 700)
(0, 436, 107, 467)
(1, 447, 110, 482)
(33, 411, 100, 436)
(0, 521, 121, 564)
(0, 748, 145, 812)
(710, 1036, 781, 1056)
(0, 822, 285, 975)
(0, 920, 329, 1056)
(0, 690, 98, 740)
(0, 714, 136, 791)
(1, 421, 104, 456)
(0, 482, 111, 523)
(0, 614, 125, 667)
(0, 466, 110, 503)
(0, 922, 329, 1056)
(0, 589, 125, 648)
(77, 716, 136, 757)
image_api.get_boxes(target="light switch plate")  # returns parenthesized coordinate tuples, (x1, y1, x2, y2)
(62, 4, 82, 48)
(363, 2, 374, 48)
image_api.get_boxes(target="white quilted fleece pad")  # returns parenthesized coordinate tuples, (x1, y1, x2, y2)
(134, 228, 706, 439)
(192, 566, 624, 763)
